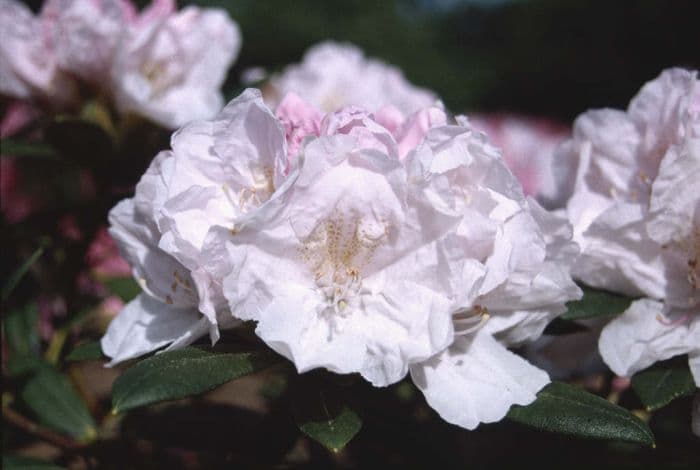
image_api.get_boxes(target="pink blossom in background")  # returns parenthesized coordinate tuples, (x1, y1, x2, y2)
(86, 226, 131, 278)
(470, 115, 570, 208)
(0, 158, 39, 223)
(0, 100, 37, 137)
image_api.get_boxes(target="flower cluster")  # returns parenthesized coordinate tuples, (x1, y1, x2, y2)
(102, 88, 582, 429)
(0, 0, 240, 128)
(558, 68, 700, 386)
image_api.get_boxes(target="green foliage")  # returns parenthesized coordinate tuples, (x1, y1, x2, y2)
(111, 347, 278, 413)
(507, 382, 654, 445)
(21, 367, 97, 442)
(2, 245, 45, 302)
(542, 317, 589, 335)
(292, 383, 362, 452)
(562, 285, 634, 321)
(3, 303, 40, 356)
(66, 341, 105, 362)
(631, 360, 696, 411)
(103, 277, 141, 303)
(2, 455, 65, 470)
(0, 140, 58, 159)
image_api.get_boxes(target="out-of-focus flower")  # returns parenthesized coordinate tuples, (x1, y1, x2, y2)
(470, 115, 570, 208)
(0, 0, 75, 106)
(86, 227, 131, 278)
(0, 157, 39, 223)
(266, 41, 437, 115)
(558, 68, 700, 386)
(111, 5, 241, 128)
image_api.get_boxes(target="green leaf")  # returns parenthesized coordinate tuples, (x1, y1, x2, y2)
(2, 245, 45, 301)
(631, 360, 696, 411)
(293, 389, 362, 453)
(21, 367, 97, 441)
(111, 347, 277, 413)
(0, 139, 59, 159)
(66, 341, 104, 362)
(3, 303, 40, 356)
(6, 354, 47, 377)
(2, 455, 65, 470)
(562, 285, 634, 321)
(507, 382, 654, 445)
(103, 277, 141, 303)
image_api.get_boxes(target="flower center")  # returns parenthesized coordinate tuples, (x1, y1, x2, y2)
(298, 211, 389, 320)
(453, 304, 490, 336)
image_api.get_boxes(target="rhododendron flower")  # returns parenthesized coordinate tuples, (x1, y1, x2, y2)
(101, 89, 292, 364)
(266, 41, 437, 114)
(557, 68, 700, 385)
(0, 0, 75, 105)
(470, 115, 569, 208)
(213, 92, 581, 429)
(111, 5, 241, 128)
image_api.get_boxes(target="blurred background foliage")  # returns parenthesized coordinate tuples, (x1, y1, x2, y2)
(18, 0, 700, 119)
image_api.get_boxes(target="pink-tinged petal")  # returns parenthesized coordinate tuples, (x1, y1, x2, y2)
(275, 92, 322, 162)
(598, 299, 699, 378)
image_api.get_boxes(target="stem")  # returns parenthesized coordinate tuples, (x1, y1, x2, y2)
(2, 406, 87, 450)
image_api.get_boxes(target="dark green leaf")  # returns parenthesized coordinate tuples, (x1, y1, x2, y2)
(542, 317, 589, 335)
(631, 360, 696, 411)
(21, 367, 97, 441)
(507, 382, 654, 445)
(293, 388, 362, 452)
(103, 277, 141, 303)
(562, 285, 634, 321)
(3, 303, 40, 356)
(111, 347, 278, 413)
(6, 354, 47, 377)
(0, 139, 58, 159)
(66, 341, 104, 362)
(2, 455, 65, 470)
(2, 245, 45, 301)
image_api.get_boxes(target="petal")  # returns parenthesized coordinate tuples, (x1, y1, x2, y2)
(689, 352, 700, 387)
(101, 294, 208, 366)
(598, 299, 699, 377)
(410, 332, 549, 430)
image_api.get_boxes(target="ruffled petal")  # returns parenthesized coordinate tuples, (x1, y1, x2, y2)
(410, 332, 549, 430)
(101, 294, 208, 366)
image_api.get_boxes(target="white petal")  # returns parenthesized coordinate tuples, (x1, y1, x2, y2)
(410, 332, 549, 430)
(101, 294, 208, 366)
(689, 352, 700, 387)
(598, 299, 699, 378)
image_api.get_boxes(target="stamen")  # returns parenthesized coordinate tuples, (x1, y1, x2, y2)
(656, 312, 691, 327)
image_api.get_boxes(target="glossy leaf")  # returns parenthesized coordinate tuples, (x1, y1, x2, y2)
(292, 384, 362, 452)
(111, 347, 277, 413)
(631, 360, 696, 411)
(2, 245, 45, 301)
(21, 368, 97, 441)
(562, 285, 633, 321)
(507, 382, 654, 445)
(66, 341, 104, 362)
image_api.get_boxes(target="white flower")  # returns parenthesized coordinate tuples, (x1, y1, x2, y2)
(470, 115, 569, 208)
(0, 0, 75, 105)
(111, 5, 241, 128)
(559, 68, 699, 303)
(405, 119, 581, 429)
(101, 89, 291, 364)
(216, 98, 581, 429)
(40, 0, 147, 85)
(559, 68, 700, 388)
(266, 41, 437, 114)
